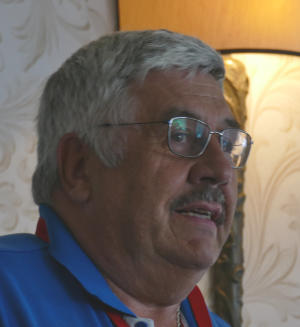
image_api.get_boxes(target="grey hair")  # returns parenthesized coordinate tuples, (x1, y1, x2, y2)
(32, 29, 225, 205)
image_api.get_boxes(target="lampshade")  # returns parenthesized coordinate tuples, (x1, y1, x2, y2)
(118, 0, 300, 55)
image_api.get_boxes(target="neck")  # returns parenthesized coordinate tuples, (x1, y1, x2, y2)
(107, 277, 182, 327)
(97, 247, 204, 305)
(98, 256, 204, 327)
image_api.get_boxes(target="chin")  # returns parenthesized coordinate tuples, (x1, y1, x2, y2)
(183, 242, 222, 270)
(191, 255, 219, 270)
(168, 246, 221, 271)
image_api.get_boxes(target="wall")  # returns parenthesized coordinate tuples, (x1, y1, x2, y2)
(0, 0, 117, 235)
(233, 53, 300, 327)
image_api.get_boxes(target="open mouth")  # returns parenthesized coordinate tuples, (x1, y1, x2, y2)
(176, 209, 213, 220)
(174, 203, 224, 226)
(170, 188, 226, 226)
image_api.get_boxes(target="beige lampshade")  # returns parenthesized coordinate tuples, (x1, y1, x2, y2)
(118, 0, 300, 54)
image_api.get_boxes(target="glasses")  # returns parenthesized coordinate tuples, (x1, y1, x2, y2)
(99, 116, 253, 168)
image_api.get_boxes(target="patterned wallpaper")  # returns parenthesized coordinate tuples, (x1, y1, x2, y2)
(233, 53, 300, 327)
(0, 0, 117, 235)
(1, 2, 300, 326)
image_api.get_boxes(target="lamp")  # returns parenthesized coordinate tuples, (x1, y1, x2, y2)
(118, 1, 300, 327)
(118, 0, 300, 55)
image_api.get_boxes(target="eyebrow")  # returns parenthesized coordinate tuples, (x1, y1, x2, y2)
(163, 107, 241, 129)
(224, 118, 241, 129)
(162, 108, 201, 121)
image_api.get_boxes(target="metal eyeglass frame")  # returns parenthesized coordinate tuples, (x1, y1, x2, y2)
(98, 116, 253, 168)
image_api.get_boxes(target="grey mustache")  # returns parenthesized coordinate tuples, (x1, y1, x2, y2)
(170, 187, 225, 212)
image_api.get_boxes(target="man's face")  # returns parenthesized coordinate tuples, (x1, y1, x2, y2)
(88, 70, 238, 273)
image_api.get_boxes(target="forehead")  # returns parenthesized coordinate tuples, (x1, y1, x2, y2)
(132, 70, 235, 128)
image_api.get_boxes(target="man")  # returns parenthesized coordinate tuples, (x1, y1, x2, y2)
(0, 30, 252, 327)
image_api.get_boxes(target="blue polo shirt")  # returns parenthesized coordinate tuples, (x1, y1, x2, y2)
(0, 205, 230, 327)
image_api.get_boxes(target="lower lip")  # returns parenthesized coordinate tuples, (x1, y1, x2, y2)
(174, 211, 217, 230)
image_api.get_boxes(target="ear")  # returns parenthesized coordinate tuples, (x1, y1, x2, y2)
(56, 133, 91, 203)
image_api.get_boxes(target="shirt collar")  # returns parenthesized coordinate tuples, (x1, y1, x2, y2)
(39, 204, 135, 317)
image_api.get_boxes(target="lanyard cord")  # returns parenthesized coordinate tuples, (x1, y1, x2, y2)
(188, 287, 213, 327)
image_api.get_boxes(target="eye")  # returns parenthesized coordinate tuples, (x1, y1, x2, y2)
(222, 137, 234, 152)
(171, 131, 190, 143)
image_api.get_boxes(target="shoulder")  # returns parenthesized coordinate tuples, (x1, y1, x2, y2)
(0, 233, 47, 253)
(0, 233, 50, 298)
(0, 233, 52, 304)
(0, 233, 48, 272)
(209, 311, 231, 327)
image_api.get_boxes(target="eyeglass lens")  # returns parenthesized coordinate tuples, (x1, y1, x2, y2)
(168, 117, 251, 168)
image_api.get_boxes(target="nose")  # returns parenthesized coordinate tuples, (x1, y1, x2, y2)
(187, 134, 234, 186)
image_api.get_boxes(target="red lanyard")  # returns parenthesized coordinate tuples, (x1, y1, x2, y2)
(106, 311, 131, 327)
(36, 217, 49, 242)
(188, 286, 213, 327)
(36, 218, 212, 327)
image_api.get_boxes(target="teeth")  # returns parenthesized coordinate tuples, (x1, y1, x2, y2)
(180, 210, 212, 219)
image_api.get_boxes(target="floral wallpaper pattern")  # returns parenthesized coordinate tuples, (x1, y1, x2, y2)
(233, 53, 300, 327)
(0, 0, 117, 234)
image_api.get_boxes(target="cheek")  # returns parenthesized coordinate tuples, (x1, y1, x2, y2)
(133, 160, 190, 225)
(152, 160, 190, 199)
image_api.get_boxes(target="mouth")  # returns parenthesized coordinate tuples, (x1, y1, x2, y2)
(170, 187, 226, 226)
(176, 208, 213, 220)
(174, 202, 224, 226)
